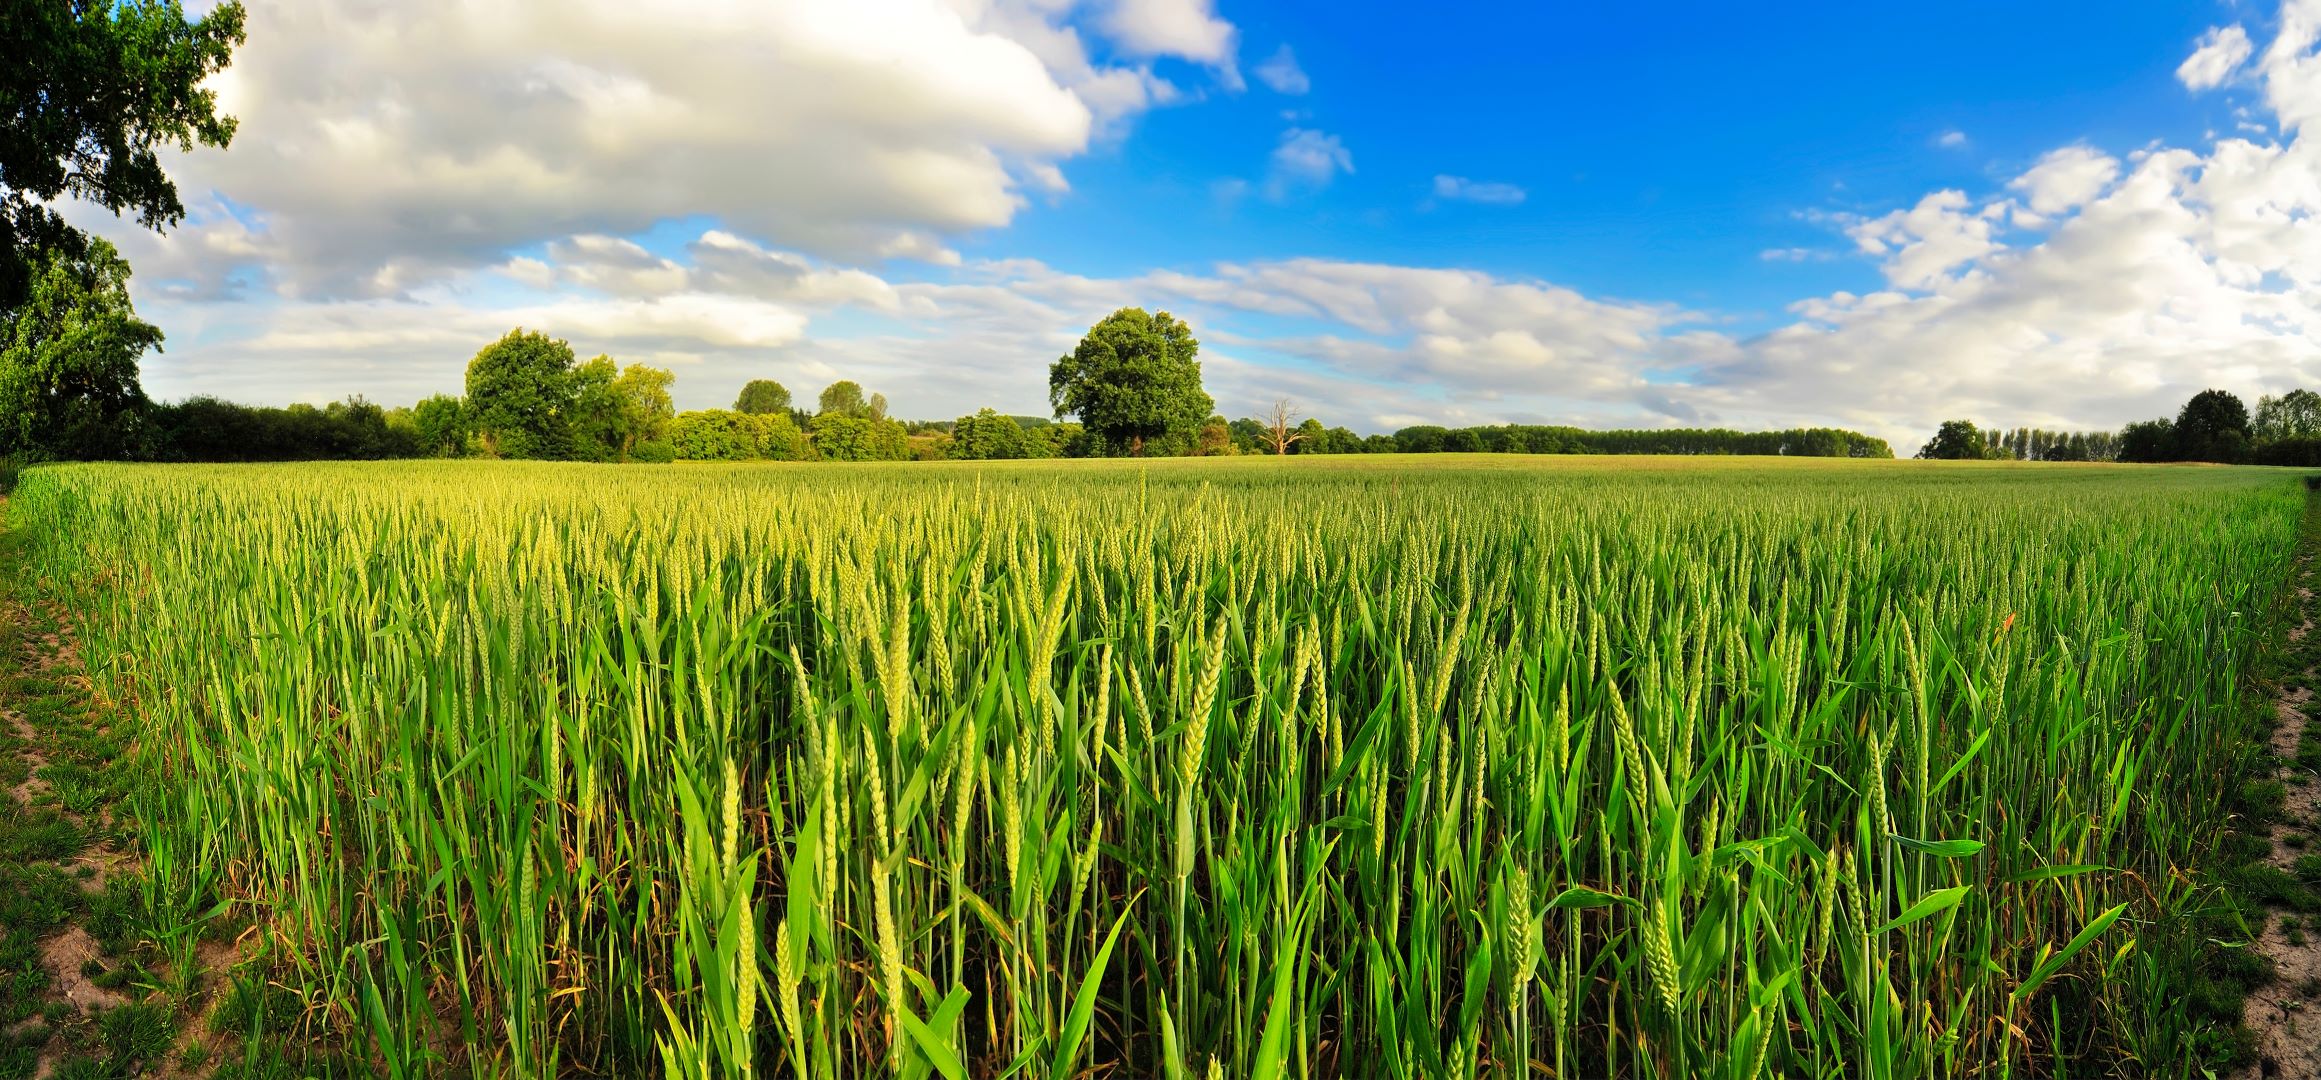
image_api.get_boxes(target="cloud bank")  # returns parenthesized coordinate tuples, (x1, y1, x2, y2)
(73, 0, 2321, 445)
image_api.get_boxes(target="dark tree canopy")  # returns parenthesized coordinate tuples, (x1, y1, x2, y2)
(1, 1, 247, 311)
(2118, 418, 2177, 463)
(1049, 307, 1212, 455)
(0, 239, 160, 459)
(465, 329, 578, 459)
(1916, 420, 1991, 461)
(735, 378, 791, 415)
(2173, 388, 2249, 463)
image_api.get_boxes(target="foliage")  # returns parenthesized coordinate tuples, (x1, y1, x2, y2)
(567, 355, 626, 461)
(2255, 389, 2321, 443)
(616, 364, 676, 447)
(1050, 307, 1213, 455)
(2176, 389, 2251, 463)
(949, 408, 1035, 460)
(407, 394, 470, 458)
(1917, 420, 1993, 460)
(2121, 418, 2178, 463)
(1981, 427, 2121, 462)
(1196, 415, 1234, 456)
(817, 380, 881, 420)
(734, 379, 791, 416)
(0, 0, 246, 310)
(2255, 436, 2321, 467)
(1390, 423, 1893, 458)
(145, 395, 418, 461)
(0, 239, 160, 460)
(569, 358, 675, 460)
(465, 328, 578, 459)
(808, 413, 908, 461)
(1306, 424, 1366, 454)
(668, 409, 805, 461)
(10, 458, 2302, 1076)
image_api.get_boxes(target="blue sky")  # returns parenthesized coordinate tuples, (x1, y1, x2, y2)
(1001, 3, 2229, 313)
(84, 0, 2321, 443)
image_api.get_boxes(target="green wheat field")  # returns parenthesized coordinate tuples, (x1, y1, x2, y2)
(7, 456, 2303, 1077)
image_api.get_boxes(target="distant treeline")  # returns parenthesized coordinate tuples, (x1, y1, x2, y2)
(1924, 388, 2321, 465)
(1380, 424, 1892, 458)
(123, 396, 1897, 464)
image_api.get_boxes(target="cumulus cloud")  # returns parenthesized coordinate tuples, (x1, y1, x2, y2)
(1254, 45, 1310, 94)
(2008, 145, 2121, 215)
(1936, 129, 1969, 149)
(1844, 190, 2005, 289)
(1429, 175, 1526, 206)
(107, 0, 1245, 299)
(2180, 24, 2254, 90)
(1096, 0, 1237, 68)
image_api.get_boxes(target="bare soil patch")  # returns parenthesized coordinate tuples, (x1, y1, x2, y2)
(2243, 563, 2321, 1079)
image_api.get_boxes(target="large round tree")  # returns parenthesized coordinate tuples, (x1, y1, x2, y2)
(734, 378, 790, 415)
(1915, 419, 1990, 460)
(465, 328, 578, 459)
(1049, 308, 1212, 456)
(2174, 388, 2250, 463)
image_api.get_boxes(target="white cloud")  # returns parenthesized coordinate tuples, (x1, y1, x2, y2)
(1265, 128, 1353, 196)
(1096, 0, 1237, 69)
(1430, 175, 1526, 206)
(1937, 129, 1968, 149)
(1844, 190, 2004, 289)
(2180, 24, 2254, 90)
(1254, 45, 1310, 94)
(2008, 145, 2121, 215)
(109, 0, 1243, 299)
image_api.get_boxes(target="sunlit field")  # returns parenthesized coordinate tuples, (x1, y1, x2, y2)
(8, 456, 2301, 1077)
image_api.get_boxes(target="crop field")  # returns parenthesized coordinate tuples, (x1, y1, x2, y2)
(3, 456, 2305, 1078)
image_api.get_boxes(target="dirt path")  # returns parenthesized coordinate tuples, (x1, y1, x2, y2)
(2243, 559, 2321, 1078)
(0, 517, 248, 1078)
(0, 597, 142, 1078)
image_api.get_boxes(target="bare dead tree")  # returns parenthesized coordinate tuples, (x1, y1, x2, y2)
(1262, 398, 1305, 455)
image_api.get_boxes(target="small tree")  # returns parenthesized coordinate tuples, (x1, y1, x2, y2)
(567, 355, 625, 460)
(1050, 308, 1212, 456)
(952, 408, 1031, 460)
(1295, 417, 1327, 453)
(818, 380, 869, 418)
(615, 363, 676, 454)
(1260, 398, 1306, 455)
(410, 394, 469, 458)
(1196, 415, 1233, 456)
(734, 378, 791, 415)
